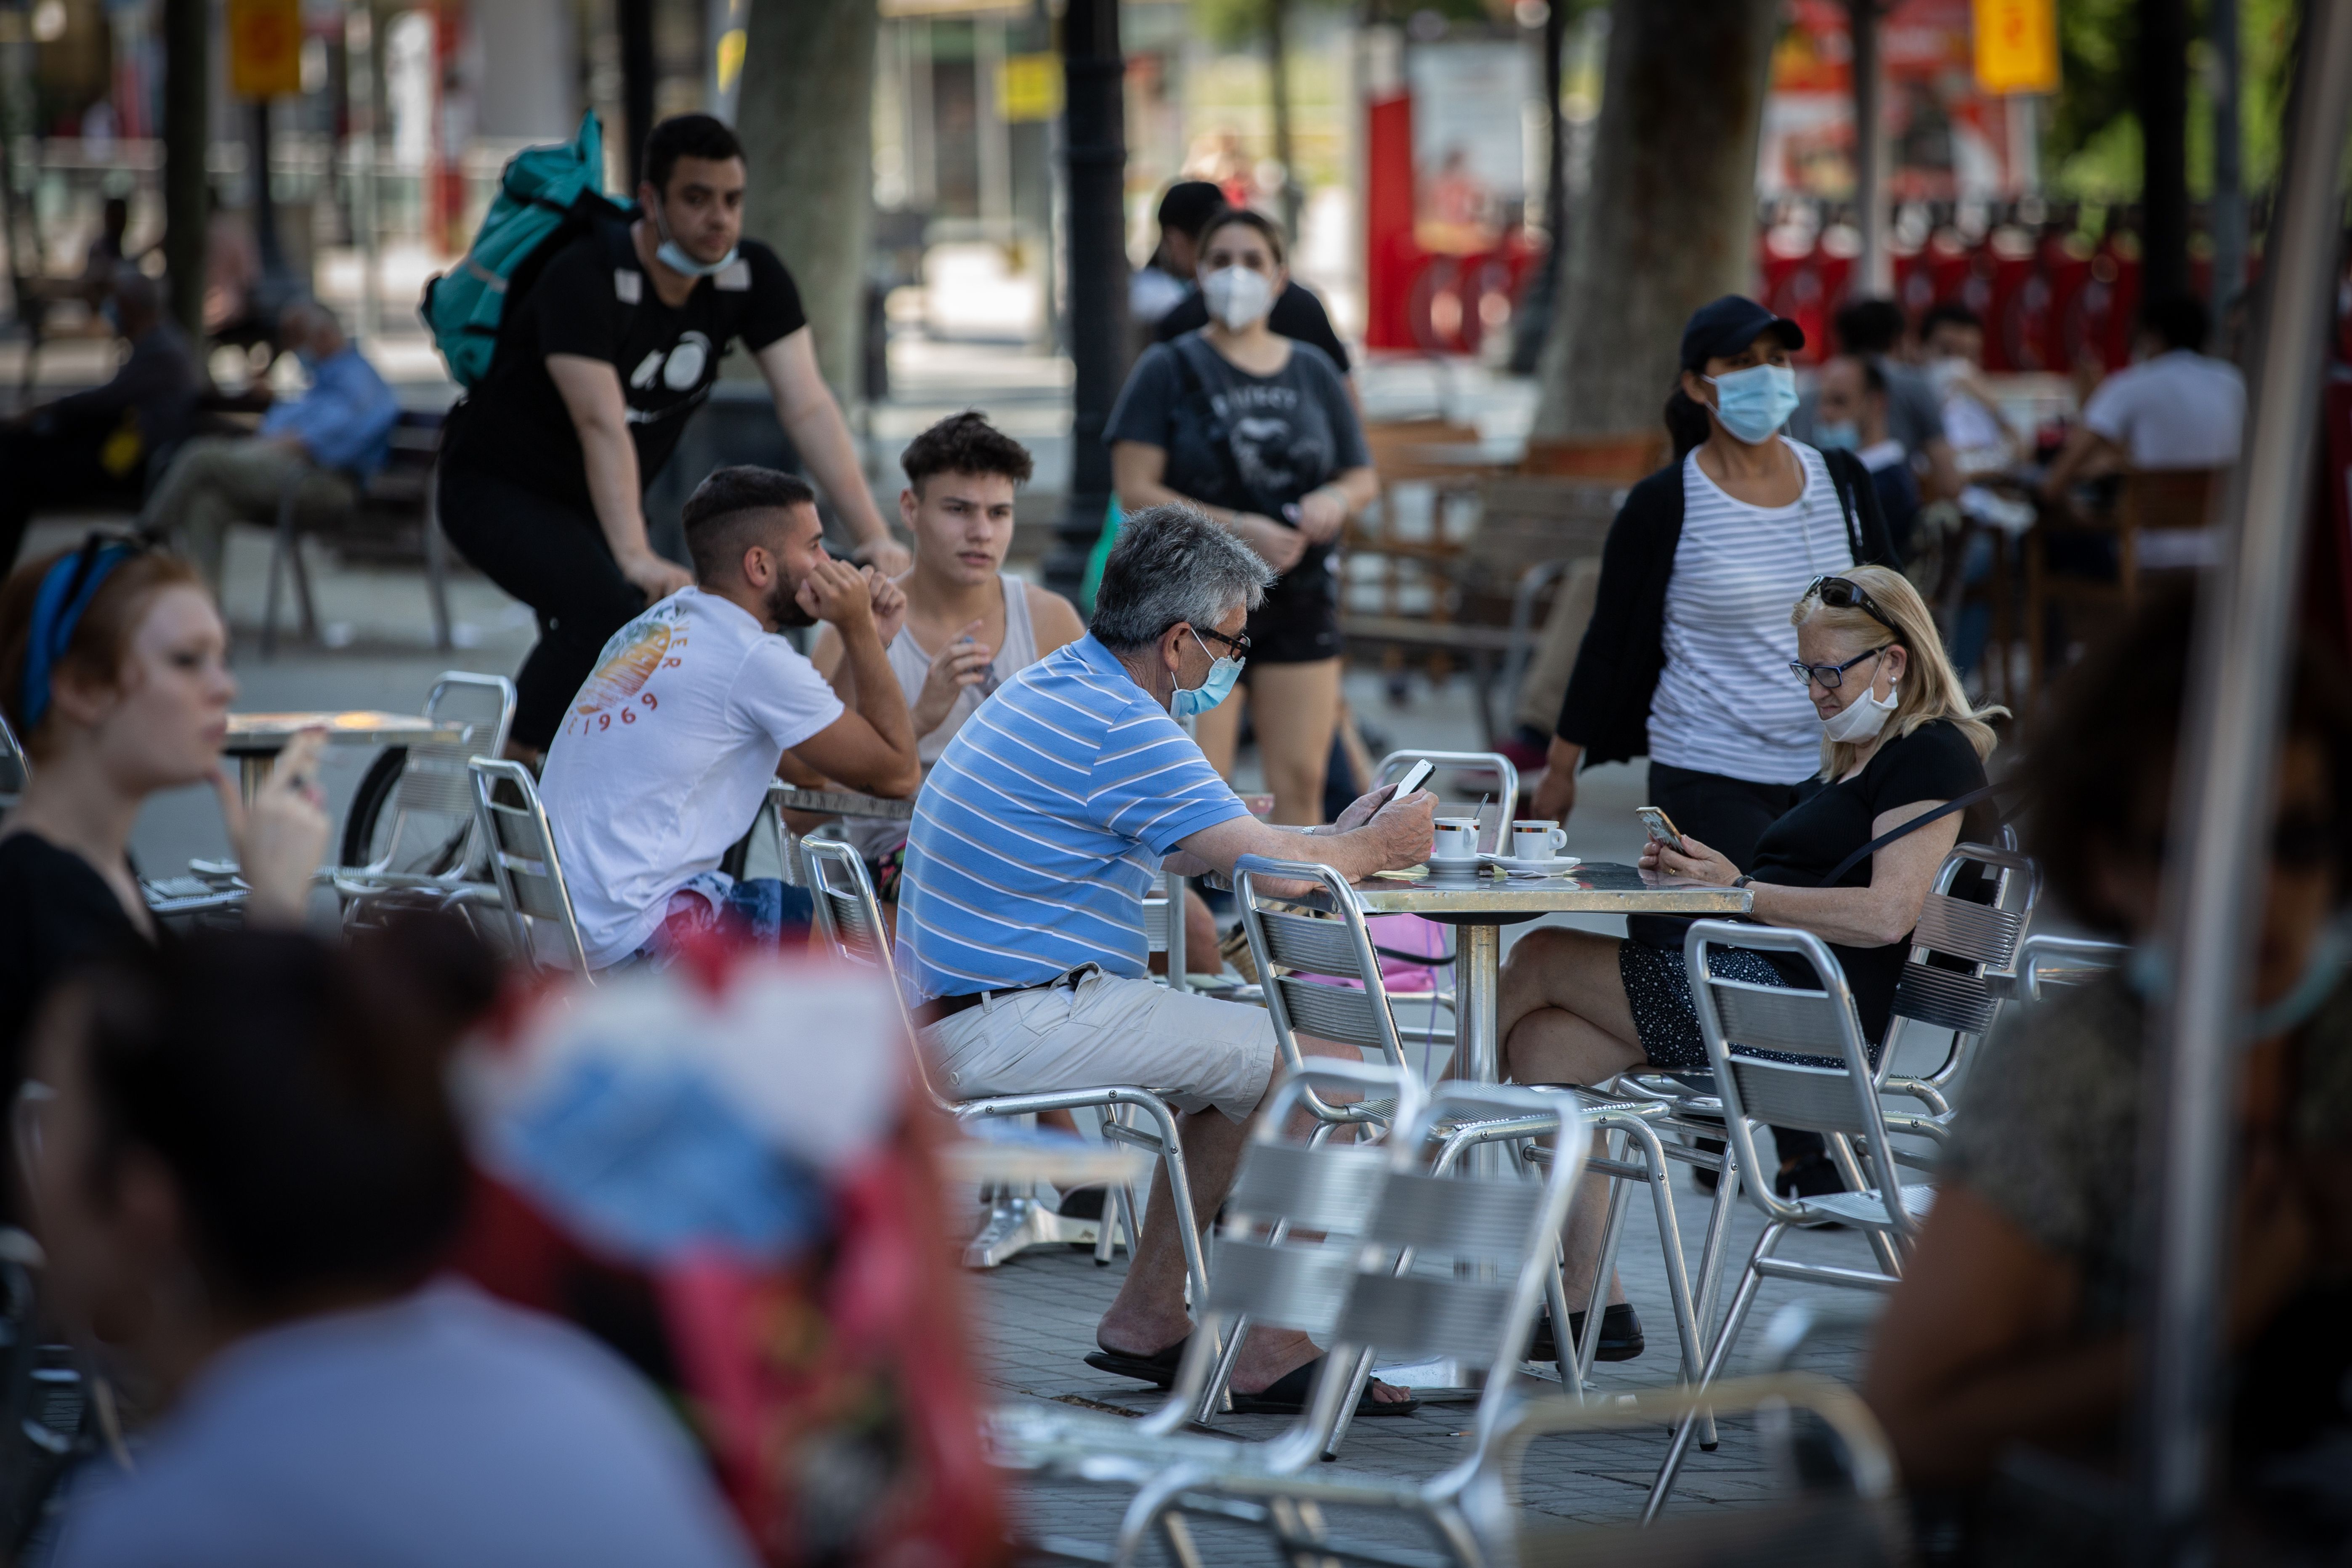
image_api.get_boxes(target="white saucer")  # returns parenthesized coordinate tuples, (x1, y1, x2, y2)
(1424, 853, 1485, 872)
(1480, 851, 1583, 876)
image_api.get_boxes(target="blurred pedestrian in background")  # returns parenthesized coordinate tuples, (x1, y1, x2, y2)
(1794, 297, 1961, 504)
(1813, 353, 1922, 559)
(1107, 210, 1374, 824)
(0, 275, 202, 575)
(140, 299, 400, 596)
(1140, 182, 1351, 375)
(27, 924, 760, 1568)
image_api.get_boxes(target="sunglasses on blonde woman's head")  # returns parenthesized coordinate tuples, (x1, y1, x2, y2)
(1804, 575, 1905, 643)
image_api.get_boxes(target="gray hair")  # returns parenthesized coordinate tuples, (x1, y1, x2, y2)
(1090, 505, 1274, 652)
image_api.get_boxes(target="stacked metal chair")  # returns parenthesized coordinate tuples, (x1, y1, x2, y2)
(1100, 1079, 1589, 1567)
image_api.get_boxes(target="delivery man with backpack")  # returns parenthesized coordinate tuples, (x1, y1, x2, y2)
(436, 112, 910, 761)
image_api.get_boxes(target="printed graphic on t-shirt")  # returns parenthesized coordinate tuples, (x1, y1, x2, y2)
(1209, 386, 1326, 501)
(568, 601, 688, 736)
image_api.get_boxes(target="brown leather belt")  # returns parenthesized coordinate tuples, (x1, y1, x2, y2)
(912, 977, 1060, 1030)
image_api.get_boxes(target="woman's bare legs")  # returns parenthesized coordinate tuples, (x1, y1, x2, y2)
(1499, 926, 1650, 1308)
(1244, 659, 1342, 825)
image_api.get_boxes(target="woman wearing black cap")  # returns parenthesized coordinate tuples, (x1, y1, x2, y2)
(1528, 293, 1899, 1202)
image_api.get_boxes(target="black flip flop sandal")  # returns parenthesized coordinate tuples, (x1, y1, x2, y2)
(1227, 1357, 1420, 1418)
(1083, 1337, 1189, 1387)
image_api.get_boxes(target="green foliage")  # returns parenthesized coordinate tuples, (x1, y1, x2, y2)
(2046, 0, 2300, 200)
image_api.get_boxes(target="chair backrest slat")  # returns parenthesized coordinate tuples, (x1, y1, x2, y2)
(1712, 981, 1844, 1057)
(1225, 1142, 1389, 1233)
(1889, 964, 1998, 1034)
(797, 839, 930, 1097)
(1141, 893, 1170, 954)
(1367, 1170, 1542, 1258)
(1256, 909, 1364, 977)
(1269, 975, 1390, 1050)
(1725, 1058, 1871, 1135)
(1337, 1272, 1517, 1366)
(1911, 895, 2022, 967)
(1207, 1236, 1362, 1339)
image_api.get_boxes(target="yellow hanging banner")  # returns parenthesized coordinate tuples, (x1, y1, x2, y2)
(227, 0, 304, 99)
(999, 54, 1064, 124)
(1973, 0, 2061, 96)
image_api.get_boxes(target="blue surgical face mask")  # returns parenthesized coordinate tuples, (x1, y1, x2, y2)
(1170, 628, 1243, 719)
(1706, 362, 1800, 445)
(651, 205, 739, 280)
(1813, 418, 1859, 451)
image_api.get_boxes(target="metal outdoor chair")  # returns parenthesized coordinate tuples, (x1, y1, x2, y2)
(1870, 842, 2041, 1124)
(1642, 921, 1941, 1518)
(332, 672, 515, 921)
(1105, 1081, 1589, 1568)
(1233, 855, 1421, 1127)
(0, 711, 24, 810)
(795, 837, 1211, 1310)
(1232, 853, 1713, 1417)
(260, 411, 456, 658)
(2014, 932, 2129, 999)
(991, 1060, 1422, 1552)
(1475, 1375, 1908, 1568)
(466, 757, 594, 978)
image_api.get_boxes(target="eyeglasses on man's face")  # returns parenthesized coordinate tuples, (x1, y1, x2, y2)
(1193, 625, 1251, 660)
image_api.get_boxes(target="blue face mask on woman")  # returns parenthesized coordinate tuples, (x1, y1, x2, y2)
(1170, 628, 1243, 719)
(1706, 362, 1800, 445)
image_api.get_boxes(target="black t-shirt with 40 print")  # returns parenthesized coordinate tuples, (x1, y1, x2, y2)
(443, 221, 807, 513)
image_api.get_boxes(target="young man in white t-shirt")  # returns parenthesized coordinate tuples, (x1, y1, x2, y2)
(540, 466, 922, 969)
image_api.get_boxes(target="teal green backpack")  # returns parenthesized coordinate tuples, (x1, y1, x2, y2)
(421, 111, 635, 388)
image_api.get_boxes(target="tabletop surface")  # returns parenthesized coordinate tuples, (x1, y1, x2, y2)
(767, 782, 916, 821)
(224, 712, 466, 750)
(1339, 858, 1755, 916)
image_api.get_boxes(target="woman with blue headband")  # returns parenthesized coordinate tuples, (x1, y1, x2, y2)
(0, 536, 330, 1097)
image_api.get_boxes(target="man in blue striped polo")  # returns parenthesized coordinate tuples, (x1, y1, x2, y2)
(898, 505, 1435, 1408)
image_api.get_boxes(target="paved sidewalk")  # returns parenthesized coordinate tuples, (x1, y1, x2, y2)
(963, 1130, 1908, 1563)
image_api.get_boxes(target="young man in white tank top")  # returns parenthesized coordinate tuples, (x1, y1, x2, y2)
(805, 413, 1083, 889)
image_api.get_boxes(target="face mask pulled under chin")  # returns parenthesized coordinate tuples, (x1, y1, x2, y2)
(1822, 675, 1898, 744)
(1201, 266, 1274, 332)
(651, 205, 740, 279)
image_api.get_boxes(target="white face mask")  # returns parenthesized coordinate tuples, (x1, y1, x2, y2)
(1822, 675, 1898, 744)
(1201, 266, 1274, 332)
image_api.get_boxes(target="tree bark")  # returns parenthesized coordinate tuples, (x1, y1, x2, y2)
(1267, 0, 1301, 239)
(734, 0, 878, 405)
(2138, 0, 2191, 302)
(1530, 0, 1778, 441)
(162, 0, 209, 341)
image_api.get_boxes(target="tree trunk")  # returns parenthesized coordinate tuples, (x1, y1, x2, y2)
(1530, 0, 1778, 442)
(2138, 0, 2191, 302)
(162, 0, 209, 341)
(1267, 0, 1301, 239)
(734, 0, 878, 405)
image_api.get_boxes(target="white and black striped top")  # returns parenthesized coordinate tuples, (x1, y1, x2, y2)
(1647, 439, 1860, 785)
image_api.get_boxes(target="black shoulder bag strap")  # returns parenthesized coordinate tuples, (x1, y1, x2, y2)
(1819, 779, 2016, 887)
(1167, 335, 1248, 507)
(1823, 447, 1865, 564)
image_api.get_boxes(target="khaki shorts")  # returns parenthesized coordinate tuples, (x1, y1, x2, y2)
(922, 966, 1278, 1122)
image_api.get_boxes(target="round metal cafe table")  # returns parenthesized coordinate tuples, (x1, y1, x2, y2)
(1308, 860, 1754, 1090)
(223, 711, 468, 806)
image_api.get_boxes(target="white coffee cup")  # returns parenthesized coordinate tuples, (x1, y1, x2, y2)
(1511, 820, 1568, 861)
(1431, 817, 1480, 860)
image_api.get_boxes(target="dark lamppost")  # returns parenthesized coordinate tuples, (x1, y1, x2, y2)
(1044, 0, 1130, 601)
